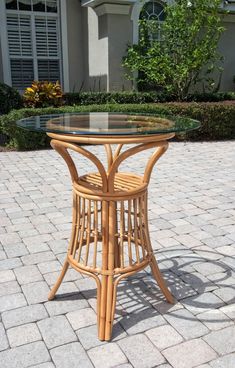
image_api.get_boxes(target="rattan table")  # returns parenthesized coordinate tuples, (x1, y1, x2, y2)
(17, 112, 200, 341)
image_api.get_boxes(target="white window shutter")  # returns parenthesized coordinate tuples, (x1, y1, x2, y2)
(38, 59, 60, 81)
(35, 16, 60, 82)
(10, 59, 34, 88)
(5, 0, 61, 89)
(7, 14, 32, 57)
(35, 16, 59, 57)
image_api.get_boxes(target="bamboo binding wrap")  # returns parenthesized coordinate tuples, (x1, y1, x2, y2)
(47, 133, 175, 341)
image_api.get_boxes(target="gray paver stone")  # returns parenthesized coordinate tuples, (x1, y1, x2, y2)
(37, 315, 77, 349)
(193, 263, 226, 276)
(0, 293, 27, 313)
(0, 233, 21, 246)
(203, 326, 235, 355)
(0, 258, 22, 271)
(76, 324, 106, 350)
(119, 307, 166, 335)
(162, 339, 217, 368)
(0, 269, 15, 283)
(118, 334, 165, 368)
(0, 280, 21, 297)
(0, 341, 50, 368)
(37, 260, 61, 274)
(51, 342, 93, 368)
(44, 295, 88, 316)
(22, 281, 50, 304)
(89, 342, 128, 368)
(14, 265, 43, 284)
(145, 325, 183, 351)
(66, 308, 97, 330)
(182, 292, 224, 315)
(213, 286, 235, 304)
(197, 309, 233, 331)
(7, 323, 41, 347)
(21, 251, 55, 266)
(2, 304, 48, 329)
(4, 243, 28, 258)
(209, 353, 235, 368)
(220, 304, 235, 319)
(164, 309, 209, 340)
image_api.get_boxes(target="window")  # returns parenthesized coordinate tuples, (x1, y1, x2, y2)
(139, 1, 165, 42)
(5, 0, 60, 90)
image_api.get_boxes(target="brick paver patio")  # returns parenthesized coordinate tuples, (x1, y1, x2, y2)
(0, 141, 234, 368)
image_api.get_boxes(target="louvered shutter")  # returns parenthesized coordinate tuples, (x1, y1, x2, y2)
(35, 16, 60, 82)
(5, 1, 61, 89)
(7, 13, 34, 88)
(38, 60, 60, 81)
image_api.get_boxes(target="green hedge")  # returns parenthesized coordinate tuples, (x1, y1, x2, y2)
(0, 102, 234, 150)
(64, 91, 235, 105)
(0, 83, 23, 115)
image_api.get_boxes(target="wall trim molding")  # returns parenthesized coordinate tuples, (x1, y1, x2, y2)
(95, 3, 131, 16)
(82, 0, 136, 8)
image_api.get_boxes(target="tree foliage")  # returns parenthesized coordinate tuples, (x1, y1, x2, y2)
(123, 0, 225, 100)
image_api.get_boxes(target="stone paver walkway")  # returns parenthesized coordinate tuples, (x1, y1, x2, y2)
(0, 141, 235, 368)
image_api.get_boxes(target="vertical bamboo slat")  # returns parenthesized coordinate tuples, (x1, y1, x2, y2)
(84, 200, 91, 266)
(138, 196, 146, 259)
(77, 197, 85, 263)
(133, 198, 140, 263)
(127, 200, 133, 266)
(93, 201, 98, 269)
(120, 201, 125, 268)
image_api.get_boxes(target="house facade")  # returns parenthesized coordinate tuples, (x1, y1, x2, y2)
(0, 0, 235, 93)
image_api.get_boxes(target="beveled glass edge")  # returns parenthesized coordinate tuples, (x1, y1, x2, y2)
(16, 112, 201, 136)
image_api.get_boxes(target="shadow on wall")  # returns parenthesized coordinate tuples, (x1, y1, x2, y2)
(88, 75, 108, 92)
(98, 14, 108, 40)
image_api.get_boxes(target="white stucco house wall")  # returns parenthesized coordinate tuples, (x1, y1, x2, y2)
(0, 0, 235, 93)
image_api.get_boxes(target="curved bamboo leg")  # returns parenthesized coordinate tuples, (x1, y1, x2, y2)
(143, 195, 174, 304)
(150, 257, 174, 303)
(48, 259, 69, 300)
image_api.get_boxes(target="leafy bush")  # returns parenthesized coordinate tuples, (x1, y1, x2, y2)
(0, 83, 23, 115)
(0, 103, 234, 150)
(64, 91, 235, 105)
(23, 81, 63, 108)
(123, 0, 224, 100)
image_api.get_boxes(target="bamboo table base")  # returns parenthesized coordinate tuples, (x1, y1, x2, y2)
(47, 133, 175, 341)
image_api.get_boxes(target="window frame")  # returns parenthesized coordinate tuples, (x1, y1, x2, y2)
(0, 0, 69, 91)
(139, 1, 165, 42)
(131, 0, 167, 45)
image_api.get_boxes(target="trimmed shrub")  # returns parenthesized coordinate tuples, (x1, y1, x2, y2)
(0, 102, 234, 150)
(0, 83, 23, 115)
(63, 91, 235, 106)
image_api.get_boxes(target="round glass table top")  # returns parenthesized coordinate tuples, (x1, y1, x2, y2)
(16, 112, 200, 136)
